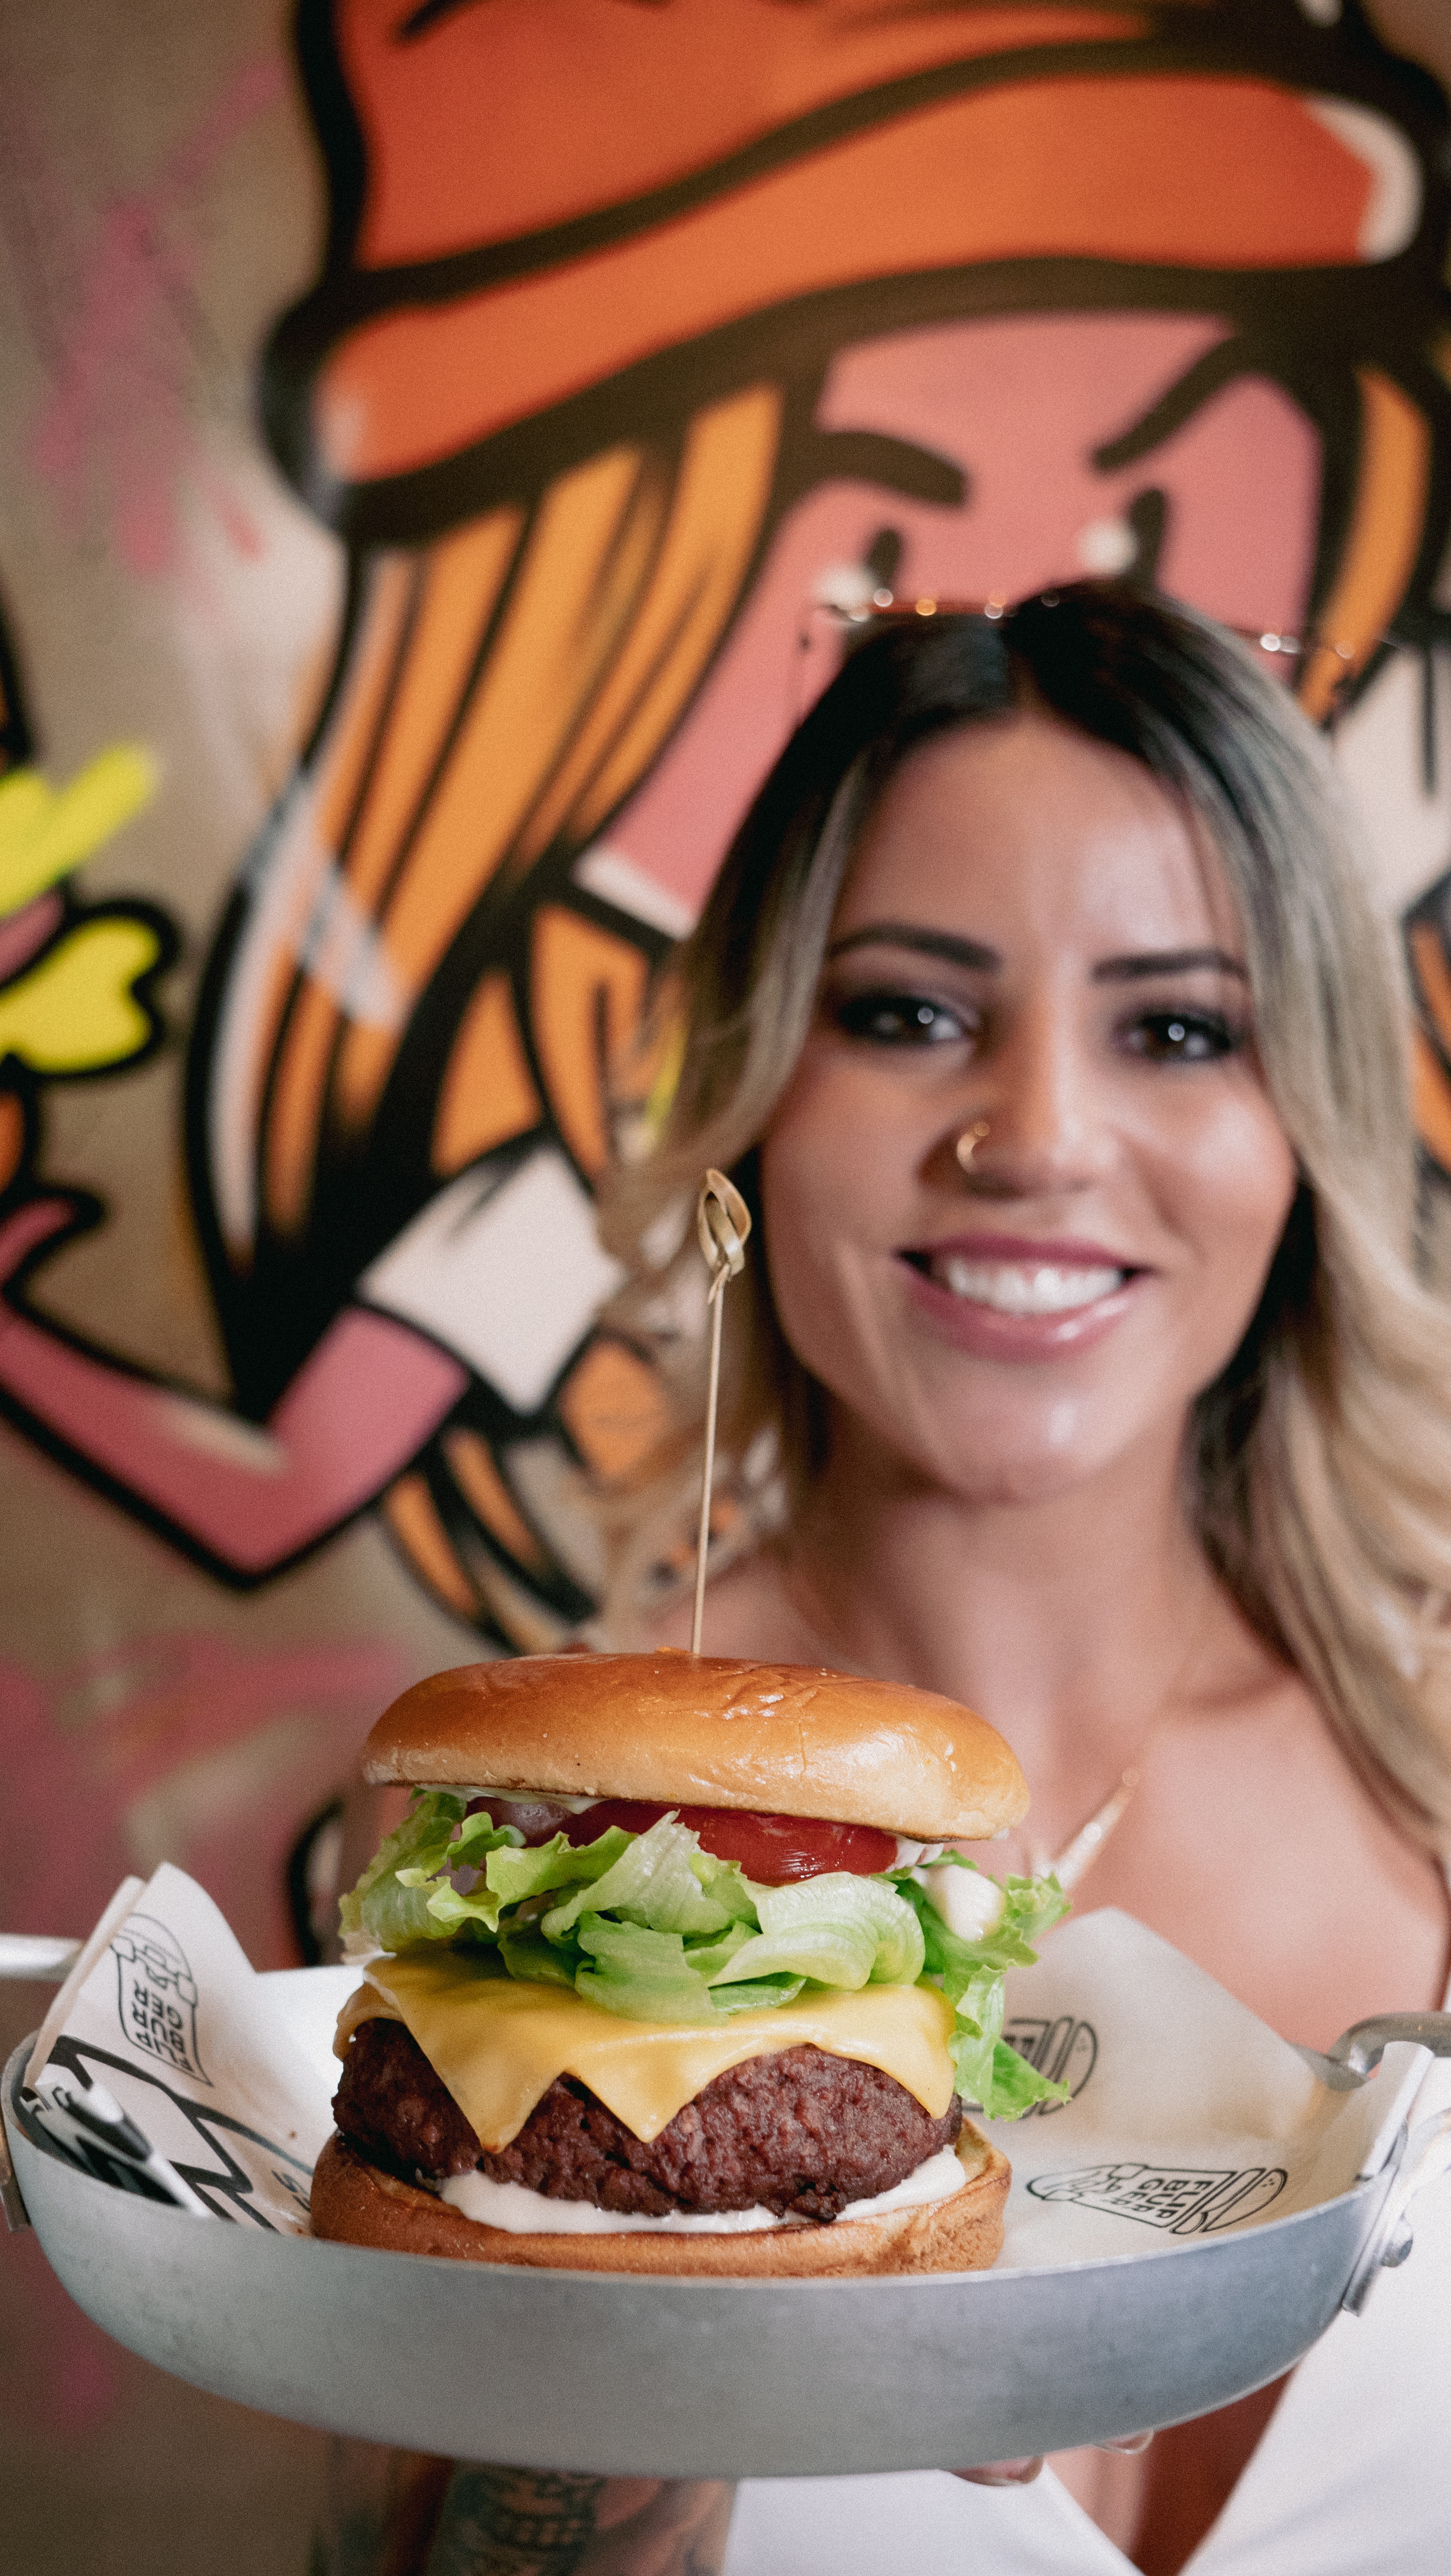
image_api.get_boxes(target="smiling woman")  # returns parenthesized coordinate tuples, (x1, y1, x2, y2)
(595, 583, 1451, 2573)
(606, 586, 1451, 1849)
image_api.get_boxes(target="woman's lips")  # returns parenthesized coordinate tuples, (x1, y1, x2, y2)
(898, 1234, 1147, 1359)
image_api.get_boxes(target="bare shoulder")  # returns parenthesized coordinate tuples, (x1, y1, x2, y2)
(1098, 1622, 1451, 2045)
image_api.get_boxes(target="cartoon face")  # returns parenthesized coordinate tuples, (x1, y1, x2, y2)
(4, 0, 1450, 1659)
(603, 312, 1323, 921)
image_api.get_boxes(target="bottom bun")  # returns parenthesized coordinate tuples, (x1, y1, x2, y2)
(309, 2129, 1010, 2277)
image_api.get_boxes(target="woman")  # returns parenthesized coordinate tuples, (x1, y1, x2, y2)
(322, 584, 1451, 2576)
(586, 584, 1450, 2573)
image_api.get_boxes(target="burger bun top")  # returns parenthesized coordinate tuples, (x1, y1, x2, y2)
(361, 1651, 1028, 1843)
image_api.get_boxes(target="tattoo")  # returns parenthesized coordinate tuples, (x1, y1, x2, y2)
(423, 2469, 734, 2576)
(311, 2449, 733, 2576)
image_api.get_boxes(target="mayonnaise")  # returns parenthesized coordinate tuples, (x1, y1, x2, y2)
(439, 2141, 968, 2236)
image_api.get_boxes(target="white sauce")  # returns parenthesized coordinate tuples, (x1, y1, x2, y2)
(440, 2141, 967, 2236)
(921, 1863, 1006, 1941)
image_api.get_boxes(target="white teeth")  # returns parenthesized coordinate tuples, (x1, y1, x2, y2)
(933, 1258, 1125, 1315)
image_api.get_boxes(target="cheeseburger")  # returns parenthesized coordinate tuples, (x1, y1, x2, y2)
(311, 1652, 1068, 2276)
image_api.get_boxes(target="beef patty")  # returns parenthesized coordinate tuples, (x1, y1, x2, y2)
(334, 2015, 962, 2221)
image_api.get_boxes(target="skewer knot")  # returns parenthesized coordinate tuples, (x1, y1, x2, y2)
(696, 1168, 752, 1301)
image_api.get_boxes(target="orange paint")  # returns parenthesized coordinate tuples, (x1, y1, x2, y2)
(443, 1428, 548, 1571)
(1299, 371, 1430, 720)
(319, 79, 1372, 483)
(559, 1337, 671, 1486)
(530, 906, 650, 1176)
(338, 0, 1147, 264)
(382, 1472, 478, 1619)
(431, 972, 541, 1178)
(1410, 1023, 1451, 1177)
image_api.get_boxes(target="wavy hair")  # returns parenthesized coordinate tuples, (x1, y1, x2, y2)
(601, 584, 1451, 1846)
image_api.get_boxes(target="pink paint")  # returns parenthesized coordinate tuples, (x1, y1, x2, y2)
(602, 314, 1320, 919)
(0, 889, 62, 982)
(0, 1281, 466, 1573)
(0, 1620, 417, 2435)
(26, 57, 285, 579)
(0, 1627, 412, 1964)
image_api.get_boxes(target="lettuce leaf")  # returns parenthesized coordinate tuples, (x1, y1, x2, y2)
(710, 1871, 925, 1993)
(572, 1917, 720, 2021)
(891, 1865, 1072, 2120)
(688, 1846, 763, 1924)
(485, 1825, 635, 1914)
(340, 1791, 523, 1953)
(498, 1923, 581, 1989)
(543, 1814, 733, 1939)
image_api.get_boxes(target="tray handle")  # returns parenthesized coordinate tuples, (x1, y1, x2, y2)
(1326, 2011, 1451, 2079)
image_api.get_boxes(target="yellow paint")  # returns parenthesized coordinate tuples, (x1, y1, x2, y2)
(0, 916, 162, 1071)
(348, 1951, 957, 2148)
(0, 745, 157, 914)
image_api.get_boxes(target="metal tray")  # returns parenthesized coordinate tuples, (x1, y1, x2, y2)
(3, 1968, 1440, 2477)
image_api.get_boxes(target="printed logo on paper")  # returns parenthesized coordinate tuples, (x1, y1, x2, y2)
(1028, 2161, 1288, 2233)
(110, 1914, 211, 2087)
(1006, 2015, 1098, 2115)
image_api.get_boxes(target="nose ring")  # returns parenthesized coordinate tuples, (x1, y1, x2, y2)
(955, 1119, 991, 1173)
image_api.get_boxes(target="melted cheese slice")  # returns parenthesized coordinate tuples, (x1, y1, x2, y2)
(337, 1953, 957, 2148)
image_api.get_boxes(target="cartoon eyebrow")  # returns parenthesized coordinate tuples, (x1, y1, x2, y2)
(1092, 335, 1250, 475)
(802, 430, 966, 512)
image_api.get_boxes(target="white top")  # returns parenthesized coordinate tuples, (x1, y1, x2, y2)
(726, 2014, 1451, 2575)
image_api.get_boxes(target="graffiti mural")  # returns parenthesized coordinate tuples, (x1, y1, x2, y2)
(0, 589, 178, 1291)
(2, 0, 1451, 1655)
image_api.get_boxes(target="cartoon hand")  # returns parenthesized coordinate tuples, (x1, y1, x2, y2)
(0, 1194, 83, 1295)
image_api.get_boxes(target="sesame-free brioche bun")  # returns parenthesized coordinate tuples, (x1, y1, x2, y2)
(360, 1651, 1027, 1844)
(309, 2128, 1010, 2277)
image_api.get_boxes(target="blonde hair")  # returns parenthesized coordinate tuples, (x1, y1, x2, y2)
(601, 585, 1451, 1847)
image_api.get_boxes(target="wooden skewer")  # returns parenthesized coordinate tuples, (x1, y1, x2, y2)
(691, 1170, 752, 1656)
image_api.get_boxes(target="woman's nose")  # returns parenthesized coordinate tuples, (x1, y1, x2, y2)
(944, 999, 1113, 1196)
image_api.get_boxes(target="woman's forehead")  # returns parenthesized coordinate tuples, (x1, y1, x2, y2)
(834, 713, 1243, 957)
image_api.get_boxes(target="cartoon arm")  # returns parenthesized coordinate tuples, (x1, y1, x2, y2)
(0, 1198, 467, 1582)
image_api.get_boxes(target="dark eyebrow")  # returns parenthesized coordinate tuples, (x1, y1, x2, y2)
(824, 929, 1248, 982)
(1091, 949, 1248, 983)
(825, 924, 1001, 972)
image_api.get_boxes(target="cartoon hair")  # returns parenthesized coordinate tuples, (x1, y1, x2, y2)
(185, 0, 1451, 1639)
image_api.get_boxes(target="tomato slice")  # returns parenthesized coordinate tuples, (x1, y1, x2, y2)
(560, 1798, 896, 1883)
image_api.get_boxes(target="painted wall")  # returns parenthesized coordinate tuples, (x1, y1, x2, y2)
(3, 3, 1451, 2565)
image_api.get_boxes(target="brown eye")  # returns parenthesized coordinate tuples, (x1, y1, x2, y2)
(836, 989, 972, 1046)
(1124, 1008, 1240, 1063)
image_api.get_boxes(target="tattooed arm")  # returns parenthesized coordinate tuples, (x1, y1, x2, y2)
(314, 2449, 733, 2576)
(423, 2471, 733, 2576)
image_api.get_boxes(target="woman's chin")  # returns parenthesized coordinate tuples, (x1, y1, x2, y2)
(840, 1396, 1146, 1512)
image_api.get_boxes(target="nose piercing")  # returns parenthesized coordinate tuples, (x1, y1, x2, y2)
(955, 1119, 991, 1173)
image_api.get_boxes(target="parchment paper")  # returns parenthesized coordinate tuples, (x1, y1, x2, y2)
(21, 1872, 1435, 2257)
(985, 1909, 1431, 2265)
(23, 1862, 335, 2233)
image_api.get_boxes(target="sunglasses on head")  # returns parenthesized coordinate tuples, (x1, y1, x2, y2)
(806, 587, 1366, 708)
